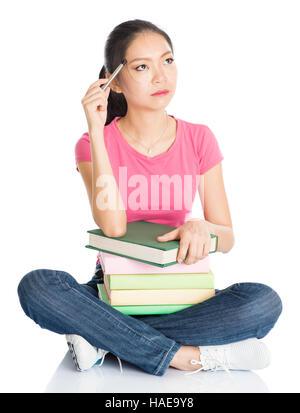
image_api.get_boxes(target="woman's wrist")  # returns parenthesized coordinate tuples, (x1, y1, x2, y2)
(204, 220, 235, 253)
(89, 127, 104, 140)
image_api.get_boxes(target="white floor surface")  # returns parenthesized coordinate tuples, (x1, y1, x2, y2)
(45, 351, 270, 393)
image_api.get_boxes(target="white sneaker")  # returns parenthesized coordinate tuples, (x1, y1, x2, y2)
(66, 334, 109, 372)
(185, 338, 271, 375)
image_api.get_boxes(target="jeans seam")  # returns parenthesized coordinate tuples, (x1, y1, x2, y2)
(194, 329, 263, 345)
(55, 271, 73, 291)
(154, 341, 177, 376)
(69, 285, 169, 352)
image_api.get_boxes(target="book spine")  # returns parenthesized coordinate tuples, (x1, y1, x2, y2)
(107, 272, 214, 290)
(85, 245, 179, 267)
(98, 251, 106, 273)
(108, 288, 215, 306)
(99, 252, 210, 274)
(97, 284, 195, 315)
(110, 303, 194, 315)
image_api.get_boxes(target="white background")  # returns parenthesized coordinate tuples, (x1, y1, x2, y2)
(1, 0, 299, 392)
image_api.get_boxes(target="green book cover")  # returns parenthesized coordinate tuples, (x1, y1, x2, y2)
(97, 283, 194, 315)
(106, 270, 214, 290)
(85, 245, 175, 268)
(86, 220, 218, 268)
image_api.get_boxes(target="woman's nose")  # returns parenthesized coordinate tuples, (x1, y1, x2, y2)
(152, 69, 167, 83)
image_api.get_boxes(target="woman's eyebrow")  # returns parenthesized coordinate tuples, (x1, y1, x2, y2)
(128, 51, 172, 64)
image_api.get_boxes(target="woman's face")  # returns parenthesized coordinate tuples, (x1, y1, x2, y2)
(113, 32, 177, 110)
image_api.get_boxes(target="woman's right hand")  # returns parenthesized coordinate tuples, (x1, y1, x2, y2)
(81, 78, 111, 132)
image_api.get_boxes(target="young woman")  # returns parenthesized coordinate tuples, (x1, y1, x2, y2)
(17, 19, 282, 376)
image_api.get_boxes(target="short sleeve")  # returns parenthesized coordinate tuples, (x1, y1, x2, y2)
(75, 132, 91, 172)
(198, 125, 224, 174)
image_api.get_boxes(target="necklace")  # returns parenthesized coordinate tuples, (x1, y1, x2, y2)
(119, 111, 170, 156)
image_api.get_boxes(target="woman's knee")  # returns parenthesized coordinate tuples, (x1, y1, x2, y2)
(234, 282, 283, 329)
(19, 269, 52, 296)
(17, 268, 69, 310)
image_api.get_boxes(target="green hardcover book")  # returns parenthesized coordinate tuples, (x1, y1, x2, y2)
(97, 283, 194, 315)
(86, 220, 218, 268)
(105, 270, 214, 290)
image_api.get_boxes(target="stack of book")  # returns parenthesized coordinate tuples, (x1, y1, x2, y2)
(85, 220, 218, 315)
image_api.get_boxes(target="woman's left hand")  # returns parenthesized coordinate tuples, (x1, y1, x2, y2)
(156, 219, 211, 265)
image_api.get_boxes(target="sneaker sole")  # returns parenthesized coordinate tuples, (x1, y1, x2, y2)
(67, 341, 83, 372)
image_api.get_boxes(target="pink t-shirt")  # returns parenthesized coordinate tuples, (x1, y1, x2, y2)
(75, 115, 224, 265)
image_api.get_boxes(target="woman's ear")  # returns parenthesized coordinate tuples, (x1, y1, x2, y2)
(105, 73, 123, 94)
(111, 81, 123, 94)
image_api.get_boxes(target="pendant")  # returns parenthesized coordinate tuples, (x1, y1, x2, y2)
(147, 148, 152, 155)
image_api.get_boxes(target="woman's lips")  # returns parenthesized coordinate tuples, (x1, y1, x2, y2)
(151, 90, 169, 96)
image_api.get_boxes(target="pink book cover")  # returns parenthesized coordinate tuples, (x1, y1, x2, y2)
(98, 251, 210, 275)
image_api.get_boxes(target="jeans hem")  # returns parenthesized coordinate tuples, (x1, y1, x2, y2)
(154, 341, 182, 376)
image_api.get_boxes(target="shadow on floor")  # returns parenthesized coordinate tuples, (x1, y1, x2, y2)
(45, 352, 269, 393)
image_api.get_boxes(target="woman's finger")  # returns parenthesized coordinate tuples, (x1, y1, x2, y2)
(88, 78, 109, 90)
(82, 94, 106, 106)
(82, 89, 104, 103)
(83, 98, 107, 112)
(202, 239, 211, 257)
(84, 84, 108, 100)
(185, 238, 202, 265)
(177, 237, 190, 263)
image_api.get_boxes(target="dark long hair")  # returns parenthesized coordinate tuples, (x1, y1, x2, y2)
(99, 19, 174, 126)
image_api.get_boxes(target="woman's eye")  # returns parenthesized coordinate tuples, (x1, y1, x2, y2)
(135, 57, 174, 71)
(166, 58, 174, 64)
(135, 64, 147, 71)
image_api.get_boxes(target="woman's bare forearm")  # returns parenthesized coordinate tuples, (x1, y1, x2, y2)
(90, 129, 127, 237)
(205, 220, 235, 253)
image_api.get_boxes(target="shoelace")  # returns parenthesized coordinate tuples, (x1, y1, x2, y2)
(184, 348, 231, 376)
(97, 350, 123, 374)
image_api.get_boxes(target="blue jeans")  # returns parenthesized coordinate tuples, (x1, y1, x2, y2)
(17, 264, 282, 376)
